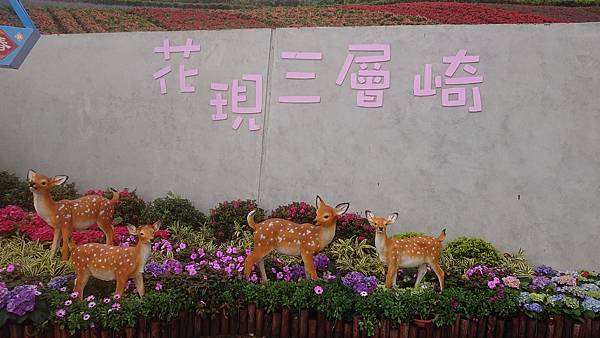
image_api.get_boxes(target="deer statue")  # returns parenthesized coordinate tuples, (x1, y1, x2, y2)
(27, 170, 119, 260)
(244, 195, 349, 282)
(71, 221, 161, 299)
(365, 210, 446, 290)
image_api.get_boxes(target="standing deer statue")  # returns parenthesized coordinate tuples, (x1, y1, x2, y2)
(71, 221, 161, 299)
(27, 170, 119, 260)
(365, 210, 446, 290)
(244, 195, 349, 282)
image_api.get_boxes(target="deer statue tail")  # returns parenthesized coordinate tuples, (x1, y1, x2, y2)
(109, 188, 120, 205)
(437, 228, 447, 242)
(247, 210, 257, 230)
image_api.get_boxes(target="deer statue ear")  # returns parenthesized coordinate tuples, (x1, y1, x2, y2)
(335, 202, 350, 215)
(153, 221, 162, 231)
(27, 170, 37, 181)
(127, 225, 137, 235)
(365, 210, 376, 224)
(315, 195, 325, 209)
(386, 213, 399, 225)
(51, 175, 69, 186)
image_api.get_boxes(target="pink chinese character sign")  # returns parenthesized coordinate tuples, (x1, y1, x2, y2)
(336, 44, 391, 108)
(211, 74, 263, 132)
(153, 38, 201, 94)
(414, 49, 483, 113)
(278, 51, 322, 104)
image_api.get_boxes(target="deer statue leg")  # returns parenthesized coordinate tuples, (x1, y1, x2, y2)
(50, 227, 61, 258)
(115, 276, 127, 296)
(257, 259, 268, 284)
(301, 251, 317, 280)
(385, 261, 399, 288)
(414, 264, 428, 288)
(429, 261, 445, 291)
(97, 218, 115, 246)
(244, 248, 270, 280)
(134, 273, 145, 297)
(73, 269, 90, 299)
(60, 227, 73, 261)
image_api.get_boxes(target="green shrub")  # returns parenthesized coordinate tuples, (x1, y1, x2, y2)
(325, 238, 384, 278)
(270, 201, 316, 224)
(443, 237, 500, 268)
(391, 231, 424, 239)
(142, 192, 206, 230)
(209, 199, 265, 243)
(0, 171, 33, 210)
(104, 189, 147, 226)
(50, 182, 80, 202)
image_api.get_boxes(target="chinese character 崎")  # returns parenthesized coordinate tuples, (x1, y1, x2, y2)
(210, 74, 263, 132)
(153, 38, 201, 95)
(336, 44, 391, 108)
(278, 51, 322, 104)
(413, 49, 483, 112)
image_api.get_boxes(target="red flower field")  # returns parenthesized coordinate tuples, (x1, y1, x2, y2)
(0, 3, 599, 34)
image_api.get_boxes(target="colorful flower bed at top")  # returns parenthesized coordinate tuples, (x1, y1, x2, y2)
(1, 3, 600, 35)
(1, 170, 599, 337)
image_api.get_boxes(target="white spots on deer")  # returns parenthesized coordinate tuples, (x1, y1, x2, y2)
(260, 234, 266, 240)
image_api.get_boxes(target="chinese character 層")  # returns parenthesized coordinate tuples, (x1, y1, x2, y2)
(413, 49, 483, 113)
(210, 74, 263, 132)
(153, 38, 201, 95)
(278, 51, 322, 104)
(336, 44, 391, 108)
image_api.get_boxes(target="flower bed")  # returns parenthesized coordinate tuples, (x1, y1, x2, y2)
(345, 3, 559, 24)
(47, 8, 85, 34)
(0, 171, 599, 337)
(129, 8, 267, 31)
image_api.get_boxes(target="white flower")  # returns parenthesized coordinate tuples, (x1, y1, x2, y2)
(360, 291, 368, 297)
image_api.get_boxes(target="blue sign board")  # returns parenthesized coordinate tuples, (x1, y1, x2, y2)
(0, 0, 40, 69)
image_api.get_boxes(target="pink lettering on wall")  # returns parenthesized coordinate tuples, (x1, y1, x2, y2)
(336, 44, 391, 108)
(210, 74, 263, 132)
(278, 51, 322, 104)
(153, 38, 201, 94)
(413, 49, 483, 113)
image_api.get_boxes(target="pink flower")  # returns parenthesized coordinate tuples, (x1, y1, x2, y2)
(155, 283, 162, 291)
(487, 277, 501, 289)
(113, 294, 121, 300)
(83, 313, 91, 321)
(56, 309, 66, 318)
(6, 264, 15, 273)
(314, 285, 324, 295)
(85, 295, 95, 302)
(502, 276, 520, 289)
(70, 292, 79, 299)
(64, 300, 72, 306)
(88, 302, 96, 308)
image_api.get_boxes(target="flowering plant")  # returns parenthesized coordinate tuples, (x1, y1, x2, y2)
(335, 213, 374, 243)
(209, 199, 265, 243)
(270, 201, 316, 224)
(342, 271, 379, 296)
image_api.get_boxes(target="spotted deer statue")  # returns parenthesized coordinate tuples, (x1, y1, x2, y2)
(71, 221, 161, 299)
(27, 170, 119, 260)
(365, 210, 446, 290)
(244, 195, 349, 282)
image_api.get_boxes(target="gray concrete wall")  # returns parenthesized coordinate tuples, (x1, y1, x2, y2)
(1, 24, 599, 269)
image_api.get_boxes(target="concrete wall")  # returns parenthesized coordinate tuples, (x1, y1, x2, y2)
(1, 23, 599, 269)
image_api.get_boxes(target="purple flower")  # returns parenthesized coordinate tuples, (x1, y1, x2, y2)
(237, 256, 245, 263)
(88, 302, 96, 308)
(70, 292, 79, 299)
(113, 294, 121, 300)
(450, 298, 459, 310)
(145, 261, 167, 277)
(155, 283, 163, 291)
(216, 251, 223, 258)
(524, 302, 543, 313)
(342, 272, 379, 295)
(534, 265, 558, 277)
(112, 303, 121, 311)
(56, 309, 66, 318)
(314, 286, 324, 295)
(47, 274, 76, 290)
(83, 313, 91, 321)
(5, 285, 39, 316)
(530, 276, 551, 290)
(276, 272, 284, 279)
(313, 254, 330, 272)
(103, 298, 111, 304)
(6, 264, 15, 273)
(85, 295, 95, 302)
(487, 277, 501, 289)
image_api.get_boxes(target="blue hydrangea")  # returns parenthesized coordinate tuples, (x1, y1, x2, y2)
(524, 302, 543, 314)
(581, 283, 600, 292)
(582, 297, 600, 313)
(519, 292, 530, 305)
(46, 274, 75, 290)
(550, 294, 565, 303)
(534, 265, 558, 277)
(313, 254, 330, 272)
(5, 285, 39, 316)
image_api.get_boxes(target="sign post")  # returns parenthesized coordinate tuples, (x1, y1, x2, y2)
(0, 0, 40, 69)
